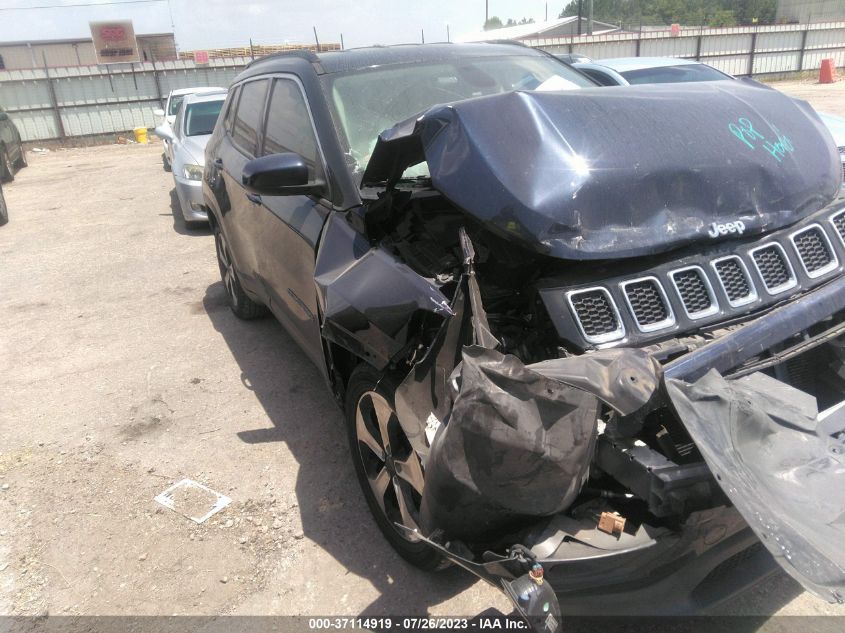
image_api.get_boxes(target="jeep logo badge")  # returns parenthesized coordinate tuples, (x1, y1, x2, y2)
(708, 220, 746, 238)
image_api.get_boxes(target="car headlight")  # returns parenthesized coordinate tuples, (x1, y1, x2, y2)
(184, 164, 203, 181)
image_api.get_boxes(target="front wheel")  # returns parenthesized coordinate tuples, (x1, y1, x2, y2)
(345, 364, 443, 571)
(16, 143, 27, 168)
(213, 222, 267, 320)
(0, 148, 13, 183)
(0, 185, 8, 226)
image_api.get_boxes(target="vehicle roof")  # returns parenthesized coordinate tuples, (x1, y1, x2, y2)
(243, 42, 550, 77)
(594, 57, 702, 72)
(182, 91, 227, 105)
(169, 86, 226, 97)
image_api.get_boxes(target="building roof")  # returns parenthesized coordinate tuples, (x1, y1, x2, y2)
(456, 16, 618, 43)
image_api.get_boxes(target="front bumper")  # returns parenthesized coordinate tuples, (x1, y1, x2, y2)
(174, 176, 208, 223)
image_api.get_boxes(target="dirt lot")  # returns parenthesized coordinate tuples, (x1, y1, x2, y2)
(1, 77, 845, 621)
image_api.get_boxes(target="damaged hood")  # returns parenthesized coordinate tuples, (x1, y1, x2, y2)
(362, 81, 841, 259)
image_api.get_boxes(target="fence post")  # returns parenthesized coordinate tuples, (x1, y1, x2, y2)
(748, 29, 758, 76)
(42, 51, 65, 140)
(151, 53, 164, 109)
(798, 25, 809, 72)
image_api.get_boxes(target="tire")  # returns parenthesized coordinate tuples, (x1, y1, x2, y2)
(345, 364, 444, 571)
(213, 222, 267, 319)
(162, 153, 171, 172)
(0, 147, 13, 183)
(0, 186, 8, 227)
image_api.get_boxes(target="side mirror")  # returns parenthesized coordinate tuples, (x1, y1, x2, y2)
(242, 153, 325, 196)
(153, 108, 165, 117)
(154, 125, 174, 141)
(0, 112, 8, 122)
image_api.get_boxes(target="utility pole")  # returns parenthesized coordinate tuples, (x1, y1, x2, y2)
(577, 0, 583, 36)
(447, 24, 451, 42)
(421, 28, 425, 43)
(485, 0, 488, 24)
(588, 0, 593, 35)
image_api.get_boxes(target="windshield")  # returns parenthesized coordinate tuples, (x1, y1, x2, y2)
(621, 63, 730, 85)
(168, 95, 185, 116)
(322, 54, 594, 178)
(185, 100, 224, 136)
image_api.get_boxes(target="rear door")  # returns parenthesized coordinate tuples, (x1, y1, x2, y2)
(215, 78, 270, 297)
(252, 76, 331, 368)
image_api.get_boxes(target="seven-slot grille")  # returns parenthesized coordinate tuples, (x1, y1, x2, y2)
(751, 244, 795, 293)
(712, 257, 755, 306)
(568, 289, 621, 341)
(671, 267, 717, 318)
(791, 225, 837, 277)
(565, 215, 843, 344)
(839, 147, 845, 183)
(831, 211, 845, 245)
(622, 278, 673, 330)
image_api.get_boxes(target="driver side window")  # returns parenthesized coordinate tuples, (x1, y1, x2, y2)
(261, 78, 324, 182)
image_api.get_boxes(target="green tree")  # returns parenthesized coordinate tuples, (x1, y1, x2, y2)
(483, 16, 504, 30)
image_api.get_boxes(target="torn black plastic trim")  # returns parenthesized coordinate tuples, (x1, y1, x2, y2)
(667, 370, 845, 603)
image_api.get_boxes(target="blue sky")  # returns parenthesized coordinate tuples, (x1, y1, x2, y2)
(0, 0, 562, 50)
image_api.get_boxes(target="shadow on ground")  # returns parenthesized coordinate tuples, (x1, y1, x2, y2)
(202, 281, 477, 616)
(166, 187, 212, 236)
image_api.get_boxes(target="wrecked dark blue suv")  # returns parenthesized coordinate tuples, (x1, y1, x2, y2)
(202, 42, 845, 624)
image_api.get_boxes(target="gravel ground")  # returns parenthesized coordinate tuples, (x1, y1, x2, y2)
(1, 77, 845, 621)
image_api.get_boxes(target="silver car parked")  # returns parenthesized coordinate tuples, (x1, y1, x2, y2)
(156, 91, 226, 227)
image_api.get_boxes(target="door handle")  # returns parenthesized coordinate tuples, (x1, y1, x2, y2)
(213, 158, 224, 168)
(246, 192, 262, 204)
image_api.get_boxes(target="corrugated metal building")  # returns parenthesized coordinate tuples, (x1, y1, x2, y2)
(0, 33, 177, 70)
(456, 16, 620, 43)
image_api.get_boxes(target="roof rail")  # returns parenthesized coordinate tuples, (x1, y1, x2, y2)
(245, 49, 320, 69)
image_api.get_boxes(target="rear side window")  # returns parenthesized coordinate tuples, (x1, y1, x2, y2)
(231, 79, 268, 156)
(262, 79, 323, 180)
(223, 86, 241, 133)
(168, 94, 185, 116)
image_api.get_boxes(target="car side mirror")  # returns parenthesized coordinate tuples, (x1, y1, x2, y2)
(0, 112, 8, 122)
(242, 153, 325, 197)
(154, 125, 174, 141)
(153, 108, 165, 117)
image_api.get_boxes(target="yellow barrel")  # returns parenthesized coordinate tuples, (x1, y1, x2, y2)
(133, 127, 148, 144)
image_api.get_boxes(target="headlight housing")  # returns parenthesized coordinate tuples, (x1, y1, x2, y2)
(183, 164, 203, 181)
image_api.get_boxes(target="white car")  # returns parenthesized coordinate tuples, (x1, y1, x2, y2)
(572, 57, 845, 187)
(154, 86, 225, 172)
(155, 91, 226, 227)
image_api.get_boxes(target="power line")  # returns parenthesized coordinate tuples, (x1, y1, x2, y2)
(0, 0, 166, 11)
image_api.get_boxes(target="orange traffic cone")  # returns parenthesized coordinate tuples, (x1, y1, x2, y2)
(820, 58, 837, 84)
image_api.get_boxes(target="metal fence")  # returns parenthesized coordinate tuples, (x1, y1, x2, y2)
(0, 56, 250, 143)
(1, 21, 844, 144)
(533, 20, 845, 77)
